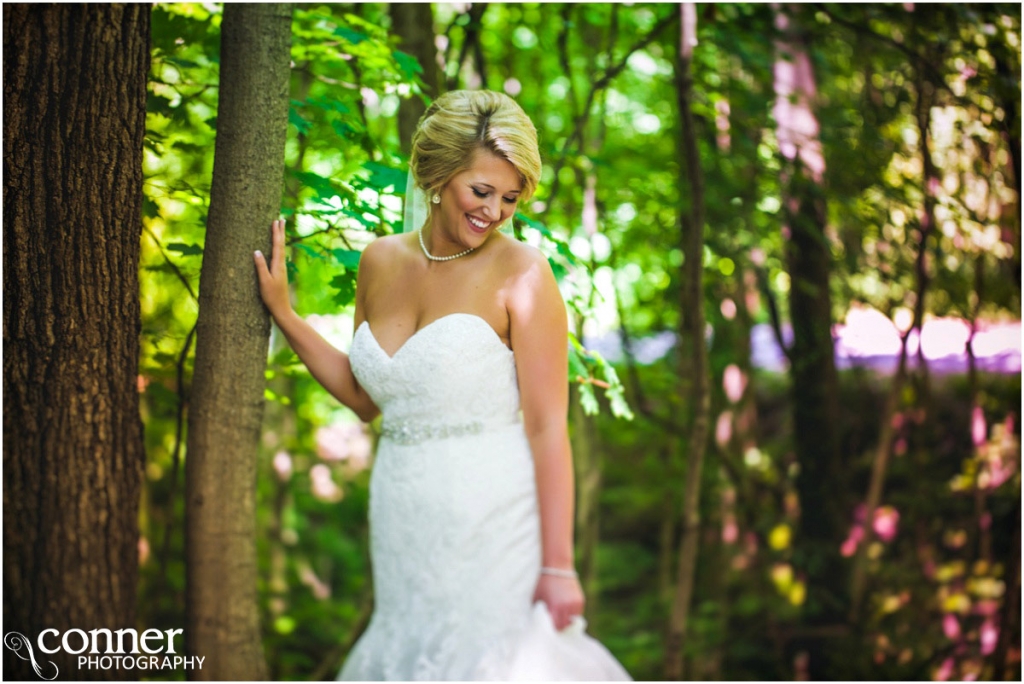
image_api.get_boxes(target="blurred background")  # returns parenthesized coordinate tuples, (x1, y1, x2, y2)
(138, 3, 1020, 680)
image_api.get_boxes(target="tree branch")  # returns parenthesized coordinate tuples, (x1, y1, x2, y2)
(754, 264, 793, 364)
(545, 10, 677, 211)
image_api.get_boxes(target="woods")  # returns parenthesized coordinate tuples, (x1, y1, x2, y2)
(3, 2, 1021, 681)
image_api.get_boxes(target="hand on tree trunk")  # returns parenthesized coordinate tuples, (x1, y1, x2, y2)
(254, 218, 292, 319)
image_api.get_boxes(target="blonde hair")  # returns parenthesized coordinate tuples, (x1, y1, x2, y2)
(410, 90, 542, 203)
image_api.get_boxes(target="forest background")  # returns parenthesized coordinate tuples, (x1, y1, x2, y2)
(3, 2, 1021, 681)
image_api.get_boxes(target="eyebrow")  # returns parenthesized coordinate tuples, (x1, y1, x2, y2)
(474, 183, 521, 194)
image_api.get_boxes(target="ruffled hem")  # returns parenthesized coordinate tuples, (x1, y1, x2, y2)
(469, 601, 632, 681)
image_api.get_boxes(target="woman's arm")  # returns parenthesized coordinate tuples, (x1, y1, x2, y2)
(254, 219, 380, 423)
(506, 245, 583, 631)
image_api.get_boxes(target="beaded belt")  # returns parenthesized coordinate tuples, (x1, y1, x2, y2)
(380, 417, 518, 445)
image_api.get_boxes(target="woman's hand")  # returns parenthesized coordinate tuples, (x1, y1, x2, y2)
(254, 219, 292, 319)
(533, 572, 585, 631)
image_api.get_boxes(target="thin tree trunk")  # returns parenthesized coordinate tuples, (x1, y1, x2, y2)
(184, 4, 292, 680)
(848, 333, 910, 620)
(390, 3, 440, 153)
(849, 73, 939, 617)
(3, 5, 149, 680)
(968, 255, 990, 564)
(665, 5, 710, 679)
(447, 3, 488, 91)
(911, 75, 937, 408)
(772, 3, 844, 676)
(570, 380, 601, 619)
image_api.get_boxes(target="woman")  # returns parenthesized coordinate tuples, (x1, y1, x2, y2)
(254, 90, 629, 680)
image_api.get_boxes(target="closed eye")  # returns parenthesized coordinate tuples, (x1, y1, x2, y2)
(472, 188, 519, 204)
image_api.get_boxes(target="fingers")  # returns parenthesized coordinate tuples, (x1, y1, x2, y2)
(557, 603, 584, 630)
(254, 219, 284, 279)
(253, 249, 268, 279)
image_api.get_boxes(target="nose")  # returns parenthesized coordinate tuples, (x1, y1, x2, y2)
(480, 195, 500, 221)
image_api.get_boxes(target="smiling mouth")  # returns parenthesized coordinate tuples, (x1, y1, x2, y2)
(466, 214, 492, 232)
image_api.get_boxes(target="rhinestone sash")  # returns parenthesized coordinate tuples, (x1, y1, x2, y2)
(380, 417, 519, 445)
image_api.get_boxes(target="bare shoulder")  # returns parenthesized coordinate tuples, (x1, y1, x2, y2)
(359, 233, 416, 279)
(492, 233, 551, 284)
(491, 235, 562, 318)
(361, 232, 410, 266)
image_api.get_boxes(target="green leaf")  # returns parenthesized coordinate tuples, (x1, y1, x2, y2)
(289, 107, 312, 135)
(332, 249, 361, 270)
(166, 242, 203, 256)
(292, 170, 339, 203)
(331, 120, 361, 139)
(568, 340, 590, 381)
(579, 384, 599, 416)
(548, 257, 568, 282)
(362, 162, 407, 193)
(393, 50, 423, 78)
(295, 243, 324, 260)
(330, 271, 357, 307)
(305, 96, 352, 115)
(334, 26, 368, 45)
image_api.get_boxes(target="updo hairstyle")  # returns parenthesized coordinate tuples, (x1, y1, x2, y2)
(410, 90, 542, 204)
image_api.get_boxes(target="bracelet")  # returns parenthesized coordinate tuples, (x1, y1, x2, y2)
(541, 566, 578, 579)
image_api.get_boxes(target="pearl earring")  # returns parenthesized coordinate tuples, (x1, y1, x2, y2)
(431, 194, 440, 204)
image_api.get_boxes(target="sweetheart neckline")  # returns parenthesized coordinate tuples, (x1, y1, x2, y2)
(357, 313, 514, 361)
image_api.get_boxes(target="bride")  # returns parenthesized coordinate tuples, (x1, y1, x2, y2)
(254, 90, 630, 680)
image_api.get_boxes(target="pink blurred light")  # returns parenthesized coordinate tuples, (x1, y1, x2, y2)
(838, 306, 903, 357)
(316, 422, 372, 473)
(935, 657, 955, 681)
(841, 524, 864, 557)
(723, 364, 746, 403)
(715, 411, 733, 449)
(980, 618, 999, 655)
(873, 506, 900, 543)
(273, 450, 292, 482)
(943, 613, 961, 640)
(723, 518, 739, 544)
(721, 298, 737, 320)
(974, 599, 999, 616)
(920, 318, 972, 360)
(979, 511, 992, 530)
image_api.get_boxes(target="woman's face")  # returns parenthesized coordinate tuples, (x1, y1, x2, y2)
(434, 148, 522, 249)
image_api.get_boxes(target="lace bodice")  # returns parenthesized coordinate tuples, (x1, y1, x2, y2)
(349, 313, 521, 428)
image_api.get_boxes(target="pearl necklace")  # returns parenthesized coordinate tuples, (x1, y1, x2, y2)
(418, 227, 475, 261)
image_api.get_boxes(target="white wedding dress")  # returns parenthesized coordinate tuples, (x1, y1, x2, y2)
(337, 313, 631, 681)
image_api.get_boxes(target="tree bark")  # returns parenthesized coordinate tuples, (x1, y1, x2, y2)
(390, 3, 440, 153)
(665, 5, 710, 679)
(3, 4, 149, 680)
(184, 4, 292, 680)
(772, 3, 844, 676)
(570, 380, 601, 619)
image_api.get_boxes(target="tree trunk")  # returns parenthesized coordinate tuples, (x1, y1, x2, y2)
(571, 378, 601, 619)
(3, 4, 149, 680)
(772, 3, 844, 676)
(665, 4, 710, 679)
(390, 3, 440, 153)
(184, 4, 292, 680)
